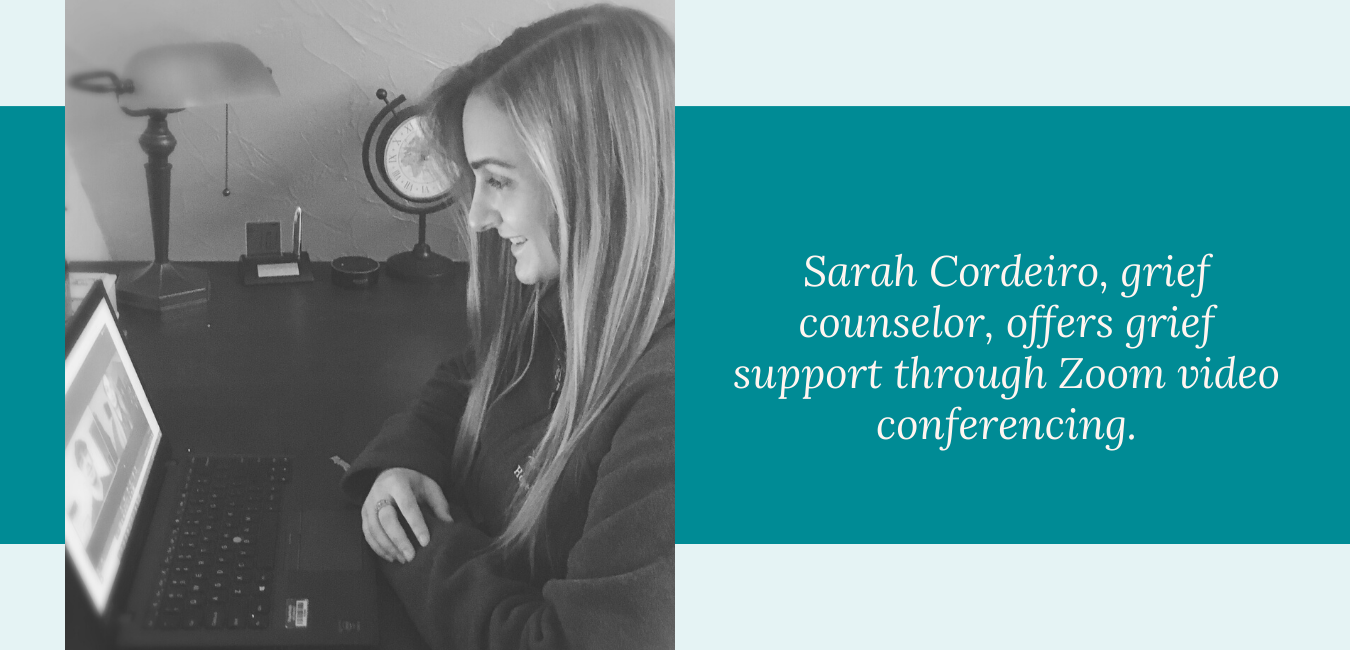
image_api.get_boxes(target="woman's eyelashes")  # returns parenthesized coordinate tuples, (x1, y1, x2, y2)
(481, 174, 511, 191)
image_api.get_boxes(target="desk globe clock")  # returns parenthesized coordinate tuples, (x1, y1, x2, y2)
(362, 88, 458, 280)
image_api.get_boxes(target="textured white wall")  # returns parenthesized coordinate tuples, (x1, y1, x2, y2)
(65, 0, 674, 262)
(65, 144, 110, 261)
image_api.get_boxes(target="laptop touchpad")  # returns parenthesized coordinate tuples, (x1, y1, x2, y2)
(298, 509, 364, 571)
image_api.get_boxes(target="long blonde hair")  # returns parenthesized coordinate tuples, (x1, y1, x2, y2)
(426, 5, 674, 556)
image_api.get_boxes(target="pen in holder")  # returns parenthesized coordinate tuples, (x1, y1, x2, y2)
(239, 208, 315, 285)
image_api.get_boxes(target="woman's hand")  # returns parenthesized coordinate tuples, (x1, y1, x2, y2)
(362, 467, 454, 563)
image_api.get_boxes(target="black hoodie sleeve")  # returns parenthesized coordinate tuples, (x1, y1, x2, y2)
(377, 349, 675, 650)
(341, 350, 475, 500)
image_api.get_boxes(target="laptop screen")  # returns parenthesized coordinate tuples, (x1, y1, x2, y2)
(65, 295, 163, 615)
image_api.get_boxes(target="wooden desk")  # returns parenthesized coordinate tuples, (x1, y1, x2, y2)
(67, 261, 460, 650)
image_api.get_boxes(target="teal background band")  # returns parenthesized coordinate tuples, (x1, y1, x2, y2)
(675, 107, 1349, 543)
(6, 106, 64, 543)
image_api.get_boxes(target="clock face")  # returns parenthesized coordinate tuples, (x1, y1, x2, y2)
(382, 114, 454, 201)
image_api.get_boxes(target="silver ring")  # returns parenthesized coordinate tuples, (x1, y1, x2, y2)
(372, 498, 395, 514)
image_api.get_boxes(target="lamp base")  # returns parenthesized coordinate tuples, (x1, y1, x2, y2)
(117, 261, 210, 312)
(386, 246, 453, 282)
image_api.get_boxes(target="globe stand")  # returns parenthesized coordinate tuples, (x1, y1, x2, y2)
(386, 214, 453, 281)
(363, 89, 457, 279)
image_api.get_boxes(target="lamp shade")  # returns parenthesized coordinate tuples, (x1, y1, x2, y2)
(120, 42, 280, 111)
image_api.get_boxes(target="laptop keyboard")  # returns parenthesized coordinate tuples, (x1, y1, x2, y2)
(144, 456, 290, 631)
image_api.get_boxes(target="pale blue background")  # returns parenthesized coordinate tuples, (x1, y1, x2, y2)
(675, 0, 1350, 105)
(0, 545, 63, 649)
(0, 0, 62, 105)
(6, 1, 62, 648)
(677, 544, 1350, 649)
(21, 0, 1350, 646)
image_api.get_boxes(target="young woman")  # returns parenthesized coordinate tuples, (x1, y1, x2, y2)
(340, 5, 674, 650)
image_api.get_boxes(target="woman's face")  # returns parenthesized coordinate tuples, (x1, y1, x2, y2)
(462, 92, 561, 285)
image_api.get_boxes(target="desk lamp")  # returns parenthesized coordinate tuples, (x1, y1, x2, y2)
(70, 43, 280, 311)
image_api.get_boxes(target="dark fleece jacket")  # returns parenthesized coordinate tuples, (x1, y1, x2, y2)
(341, 292, 674, 650)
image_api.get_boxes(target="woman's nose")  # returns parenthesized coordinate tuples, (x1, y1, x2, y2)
(465, 191, 500, 233)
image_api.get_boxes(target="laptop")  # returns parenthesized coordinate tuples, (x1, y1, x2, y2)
(66, 281, 379, 648)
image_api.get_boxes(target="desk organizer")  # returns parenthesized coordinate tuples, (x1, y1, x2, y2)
(239, 252, 316, 285)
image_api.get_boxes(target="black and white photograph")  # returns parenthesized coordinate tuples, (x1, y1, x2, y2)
(65, 1, 674, 649)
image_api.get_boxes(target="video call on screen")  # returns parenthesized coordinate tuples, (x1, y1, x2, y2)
(66, 326, 155, 576)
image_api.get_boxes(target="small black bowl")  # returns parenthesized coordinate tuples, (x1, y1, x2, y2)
(331, 256, 381, 289)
